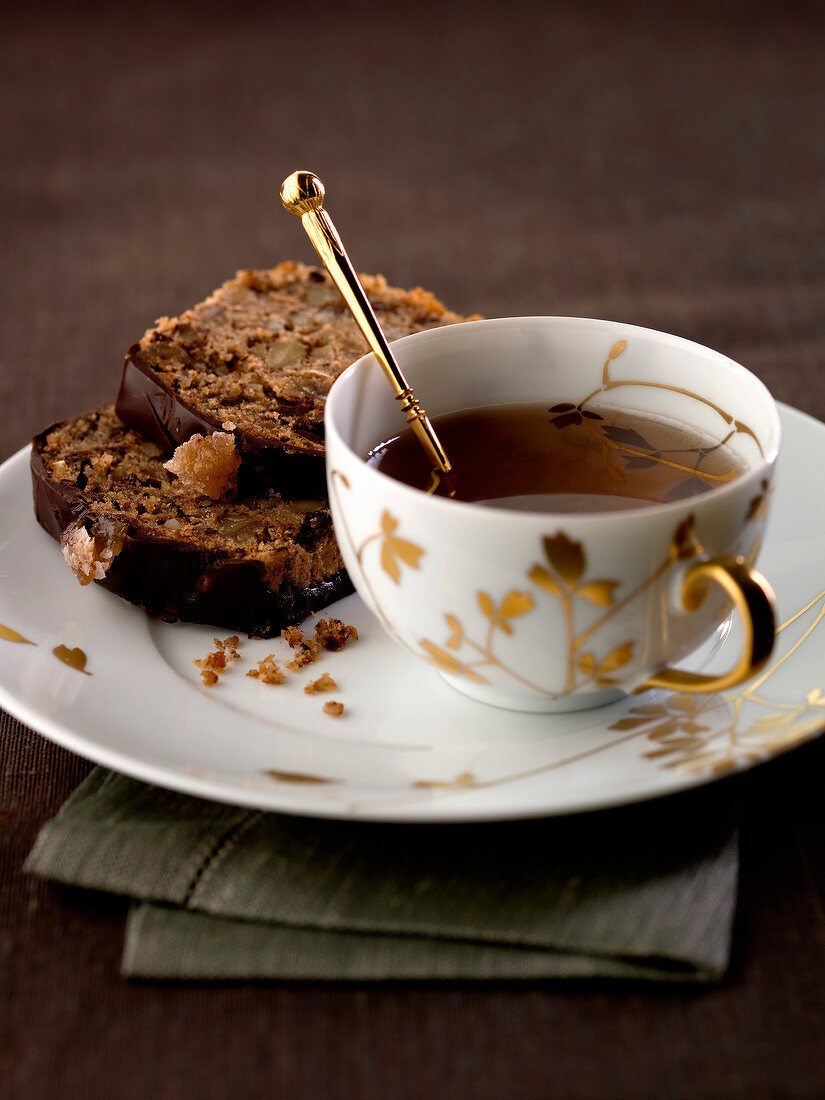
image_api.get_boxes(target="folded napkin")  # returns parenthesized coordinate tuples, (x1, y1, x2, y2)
(25, 767, 740, 982)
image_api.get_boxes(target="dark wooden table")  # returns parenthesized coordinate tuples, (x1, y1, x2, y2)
(4, 2, 825, 1096)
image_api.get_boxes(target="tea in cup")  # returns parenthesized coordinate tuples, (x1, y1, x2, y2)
(325, 317, 780, 712)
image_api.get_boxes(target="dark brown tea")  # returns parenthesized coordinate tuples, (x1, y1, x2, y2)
(365, 403, 746, 512)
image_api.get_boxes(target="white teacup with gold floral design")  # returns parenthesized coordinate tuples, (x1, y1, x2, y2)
(325, 317, 781, 713)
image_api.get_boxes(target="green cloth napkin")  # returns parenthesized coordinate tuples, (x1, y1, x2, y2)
(25, 768, 740, 982)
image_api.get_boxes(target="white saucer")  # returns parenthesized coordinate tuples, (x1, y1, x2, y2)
(1, 403, 823, 822)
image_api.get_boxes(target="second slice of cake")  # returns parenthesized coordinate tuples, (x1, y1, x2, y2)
(117, 261, 474, 499)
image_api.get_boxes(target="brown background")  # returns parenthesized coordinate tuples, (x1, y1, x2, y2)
(3, 2, 825, 1096)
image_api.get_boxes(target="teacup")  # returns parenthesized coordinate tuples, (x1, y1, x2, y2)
(325, 317, 780, 712)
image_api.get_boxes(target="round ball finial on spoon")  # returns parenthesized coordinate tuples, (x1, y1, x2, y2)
(280, 170, 453, 482)
(280, 170, 325, 216)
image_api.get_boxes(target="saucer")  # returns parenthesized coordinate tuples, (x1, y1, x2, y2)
(1, 403, 823, 822)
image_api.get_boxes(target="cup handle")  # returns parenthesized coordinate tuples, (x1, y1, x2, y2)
(640, 555, 776, 694)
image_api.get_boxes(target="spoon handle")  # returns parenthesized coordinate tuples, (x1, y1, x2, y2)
(281, 171, 452, 476)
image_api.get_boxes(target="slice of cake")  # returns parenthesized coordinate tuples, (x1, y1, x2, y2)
(116, 261, 474, 498)
(32, 405, 352, 637)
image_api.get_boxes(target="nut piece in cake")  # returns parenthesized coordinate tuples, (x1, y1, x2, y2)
(60, 518, 127, 586)
(164, 431, 241, 500)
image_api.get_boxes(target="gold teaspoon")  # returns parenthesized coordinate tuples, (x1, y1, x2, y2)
(280, 171, 453, 481)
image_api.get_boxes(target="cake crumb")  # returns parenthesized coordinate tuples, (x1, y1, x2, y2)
(215, 635, 241, 660)
(60, 517, 127, 586)
(304, 672, 338, 695)
(285, 647, 319, 672)
(196, 650, 226, 672)
(194, 634, 241, 685)
(281, 625, 306, 648)
(281, 626, 321, 670)
(247, 655, 285, 685)
(280, 620, 356, 670)
(323, 700, 344, 717)
(221, 420, 236, 431)
(313, 617, 358, 652)
(164, 431, 241, 500)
